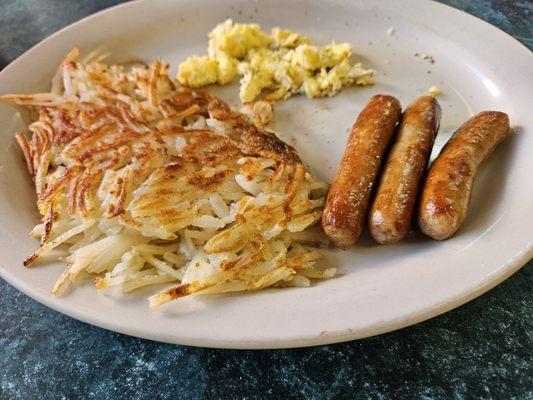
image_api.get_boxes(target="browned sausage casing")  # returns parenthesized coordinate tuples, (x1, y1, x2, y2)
(322, 95, 402, 249)
(418, 111, 510, 240)
(369, 96, 442, 244)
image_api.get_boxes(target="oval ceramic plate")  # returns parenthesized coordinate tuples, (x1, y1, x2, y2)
(0, 0, 531, 349)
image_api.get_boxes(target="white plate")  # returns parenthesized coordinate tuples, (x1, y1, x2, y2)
(0, 0, 531, 349)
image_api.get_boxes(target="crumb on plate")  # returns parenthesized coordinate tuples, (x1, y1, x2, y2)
(428, 86, 441, 96)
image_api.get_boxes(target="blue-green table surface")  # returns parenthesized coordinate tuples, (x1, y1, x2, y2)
(0, 1, 531, 399)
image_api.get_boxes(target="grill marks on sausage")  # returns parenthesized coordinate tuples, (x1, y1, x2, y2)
(418, 111, 510, 240)
(369, 96, 441, 244)
(322, 95, 402, 248)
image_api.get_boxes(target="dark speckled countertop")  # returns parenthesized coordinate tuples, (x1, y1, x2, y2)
(0, 1, 532, 399)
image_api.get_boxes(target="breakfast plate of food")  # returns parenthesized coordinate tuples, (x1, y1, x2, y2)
(0, 0, 531, 348)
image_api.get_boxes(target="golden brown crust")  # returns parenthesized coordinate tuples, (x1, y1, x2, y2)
(322, 95, 402, 249)
(6, 84, 301, 224)
(369, 96, 441, 244)
(418, 111, 510, 240)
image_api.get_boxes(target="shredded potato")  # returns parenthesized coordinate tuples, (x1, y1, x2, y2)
(2, 48, 335, 307)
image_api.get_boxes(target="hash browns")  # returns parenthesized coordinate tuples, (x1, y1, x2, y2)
(2, 48, 335, 307)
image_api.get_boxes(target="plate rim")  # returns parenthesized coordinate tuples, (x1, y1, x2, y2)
(0, 0, 531, 349)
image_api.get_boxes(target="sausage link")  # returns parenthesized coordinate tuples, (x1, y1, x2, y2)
(418, 111, 510, 240)
(322, 95, 402, 249)
(369, 96, 441, 244)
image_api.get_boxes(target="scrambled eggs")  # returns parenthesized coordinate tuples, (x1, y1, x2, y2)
(178, 20, 374, 103)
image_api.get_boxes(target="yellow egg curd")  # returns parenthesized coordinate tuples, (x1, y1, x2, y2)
(177, 20, 374, 103)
